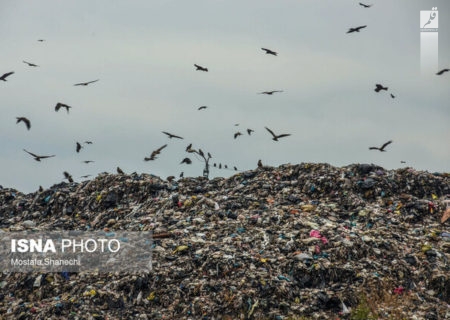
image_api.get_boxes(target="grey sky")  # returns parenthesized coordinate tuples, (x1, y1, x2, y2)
(1, 0, 449, 193)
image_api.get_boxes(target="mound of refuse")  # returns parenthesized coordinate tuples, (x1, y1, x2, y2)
(1, 163, 449, 319)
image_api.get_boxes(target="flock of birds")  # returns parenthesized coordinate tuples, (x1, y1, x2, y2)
(2, 2, 449, 187)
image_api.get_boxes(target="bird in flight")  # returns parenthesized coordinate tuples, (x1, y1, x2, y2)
(162, 131, 183, 139)
(359, 3, 372, 8)
(37, 39, 45, 42)
(82, 160, 95, 164)
(390, 93, 395, 99)
(436, 68, 449, 75)
(16, 117, 31, 130)
(80, 174, 91, 178)
(234, 166, 238, 171)
(76, 142, 83, 153)
(247, 129, 254, 135)
(84, 141, 93, 144)
(144, 144, 167, 161)
(117, 167, 124, 174)
(261, 48, 277, 56)
(234, 132, 242, 139)
(400, 161, 406, 164)
(23, 149, 55, 161)
(23, 61, 39, 67)
(194, 64, 208, 72)
(0, 72, 14, 81)
(259, 90, 283, 95)
(374, 84, 388, 92)
(198, 106, 208, 110)
(186, 143, 193, 152)
(347, 25, 367, 33)
(55, 103, 72, 113)
(265, 127, 291, 141)
(74, 79, 99, 86)
(369, 140, 393, 152)
(63, 171, 74, 183)
(180, 157, 192, 164)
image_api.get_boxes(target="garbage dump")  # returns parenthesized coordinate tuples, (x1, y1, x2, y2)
(0, 163, 449, 319)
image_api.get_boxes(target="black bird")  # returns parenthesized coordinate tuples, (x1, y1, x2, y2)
(63, 171, 74, 183)
(74, 79, 99, 86)
(247, 129, 254, 135)
(347, 25, 367, 33)
(234, 166, 237, 171)
(55, 103, 72, 113)
(224, 165, 228, 169)
(214, 163, 217, 167)
(82, 160, 94, 164)
(163, 131, 183, 139)
(117, 167, 124, 174)
(179, 172, 184, 178)
(186, 143, 193, 152)
(400, 161, 406, 164)
(198, 149, 204, 157)
(76, 142, 83, 153)
(261, 48, 277, 56)
(23, 61, 39, 67)
(374, 84, 388, 92)
(265, 127, 291, 141)
(436, 68, 449, 75)
(259, 90, 283, 95)
(39, 186, 44, 192)
(0, 72, 14, 81)
(194, 64, 208, 72)
(369, 140, 393, 152)
(234, 132, 242, 139)
(180, 157, 192, 164)
(23, 149, 55, 161)
(390, 93, 395, 99)
(198, 106, 208, 110)
(258, 159, 263, 168)
(80, 174, 91, 178)
(219, 163, 222, 169)
(37, 39, 45, 42)
(16, 117, 31, 130)
(84, 141, 93, 144)
(144, 144, 167, 161)
(359, 2, 372, 8)
(207, 152, 212, 159)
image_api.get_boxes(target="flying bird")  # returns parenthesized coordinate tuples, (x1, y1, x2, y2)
(80, 174, 92, 178)
(219, 163, 222, 169)
(162, 131, 183, 139)
(117, 167, 124, 174)
(37, 39, 45, 42)
(224, 165, 228, 169)
(436, 68, 449, 75)
(55, 103, 72, 113)
(74, 79, 99, 86)
(180, 157, 192, 164)
(186, 143, 193, 151)
(144, 144, 167, 161)
(359, 2, 372, 8)
(63, 171, 74, 183)
(167, 176, 175, 182)
(194, 64, 208, 72)
(390, 93, 395, 99)
(247, 129, 254, 135)
(374, 84, 388, 92)
(198, 149, 204, 157)
(400, 161, 406, 164)
(259, 90, 283, 95)
(76, 142, 83, 153)
(0, 72, 14, 81)
(198, 106, 208, 110)
(265, 127, 291, 141)
(369, 140, 393, 152)
(82, 160, 95, 164)
(261, 48, 277, 56)
(347, 25, 367, 33)
(23, 61, 39, 67)
(23, 149, 55, 161)
(234, 166, 237, 171)
(207, 152, 212, 158)
(234, 132, 242, 139)
(84, 141, 93, 144)
(179, 172, 184, 178)
(16, 117, 31, 130)
(213, 163, 217, 167)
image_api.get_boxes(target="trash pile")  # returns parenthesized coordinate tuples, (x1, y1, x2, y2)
(1, 163, 449, 319)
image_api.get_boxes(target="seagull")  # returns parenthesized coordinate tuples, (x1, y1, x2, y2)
(198, 106, 208, 110)
(180, 157, 192, 164)
(359, 2, 372, 8)
(374, 84, 388, 92)
(74, 79, 99, 86)
(436, 68, 449, 75)
(82, 160, 95, 164)
(63, 171, 74, 183)
(194, 64, 208, 72)
(0, 72, 14, 81)
(162, 131, 183, 139)
(265, 127, 291, 141)
(55, 103, 72, 113)
(390, 93, 395, 99)
(76, 142, 83, 153)
(234, 132, 242, 139)
(16, 117, 31, 130)
(261, 48, 277, 56)
(259, 90, 283, 95)
(369, 140, 393, 152)
(144, 144, 167, 161)
(23, 61, 39, 67)
(347, 25, 367, 33)
(117, 167, 124, 174)
(247, 129, 254, 135)
(23, 149, 55, 161)
(84, 141, 93, 144)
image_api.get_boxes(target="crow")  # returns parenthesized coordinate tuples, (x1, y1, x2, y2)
(16, 117, 31, 130)
(144, 144, 167, 161)
(180, 157, 192, 164)
(194, 64, 208, 72)
(162, 131, 183, 139)
(359, 3, 372, 8)
(219, 163, 222, 169)
(436, 68, 449, 75)
(369, 140, 393, 152)
(82, 160, 95, 164)
(265, 127, 291, 141)
(258, 159, 263, 168)
(74, 79, 99, 86)
(76, 142, 83, 153)
(224, 165, 228, 169)
(207, 152, 212, 158)
(0, 72, 14, 81)
(23, 149, 55, 161)
(80, 174, 91, 178)
(84, 141, 93, 144)
(259, 90, 283, 95)
(213, 163, 217, 167)
(55, 103, 72, 113)
(234, 166, 237, 171)
(198, 149, 204, 157)
(37, 39, 45, 42)
(23, 61, 39, 67)
(198, 106, 208, 110)
(63, 171, 74, 183)
(186, 143, 193, 152)
(247, 129, 254, 135)
(117, 167, 124, 174)
(390, 93, 395, 99)
(347, 25, 367, 33)
(179, 172, 184, 178)
(234, 132, 242, 139)
(374, 84, 388, 92)
(400, 161, 406, 164)
(261, 48, 277, 56)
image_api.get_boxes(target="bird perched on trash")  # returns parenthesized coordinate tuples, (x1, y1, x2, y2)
(162, 131, 183, 139)
(198, 106, 208, 110)
(0, 72, 14, 81)
(55, 102, 72, 113)
(369, 140, 393, 152)
(359, 2, 372, 8)
(63, 171, 73, 183)
(261, 48, 277, 56)
(74, 79, 99, 86)
(144, 144, 167, 161)
(259, 90, 283, 95)
(23, 149, 55, 161)
(117, 167, 124, 174)
(16, 117, 31, 130)
(436, 68, 449, 75)
(247, 129, 254, 135)
(180, 157, 192, 164)
(347, 25, 367, 33)
(23, 61, 39, 67)
(194, 64, 208, 72)
(265, 127, 291, 141)
(257, 159, 263, 168)
(234, 132, 242, 139)
(374, 84, 388, 92)
(76, 142, 83, 153)
(167, 176, 175, 182)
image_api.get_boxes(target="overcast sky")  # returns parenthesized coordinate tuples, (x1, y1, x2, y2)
(1, 0, 449, 193)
